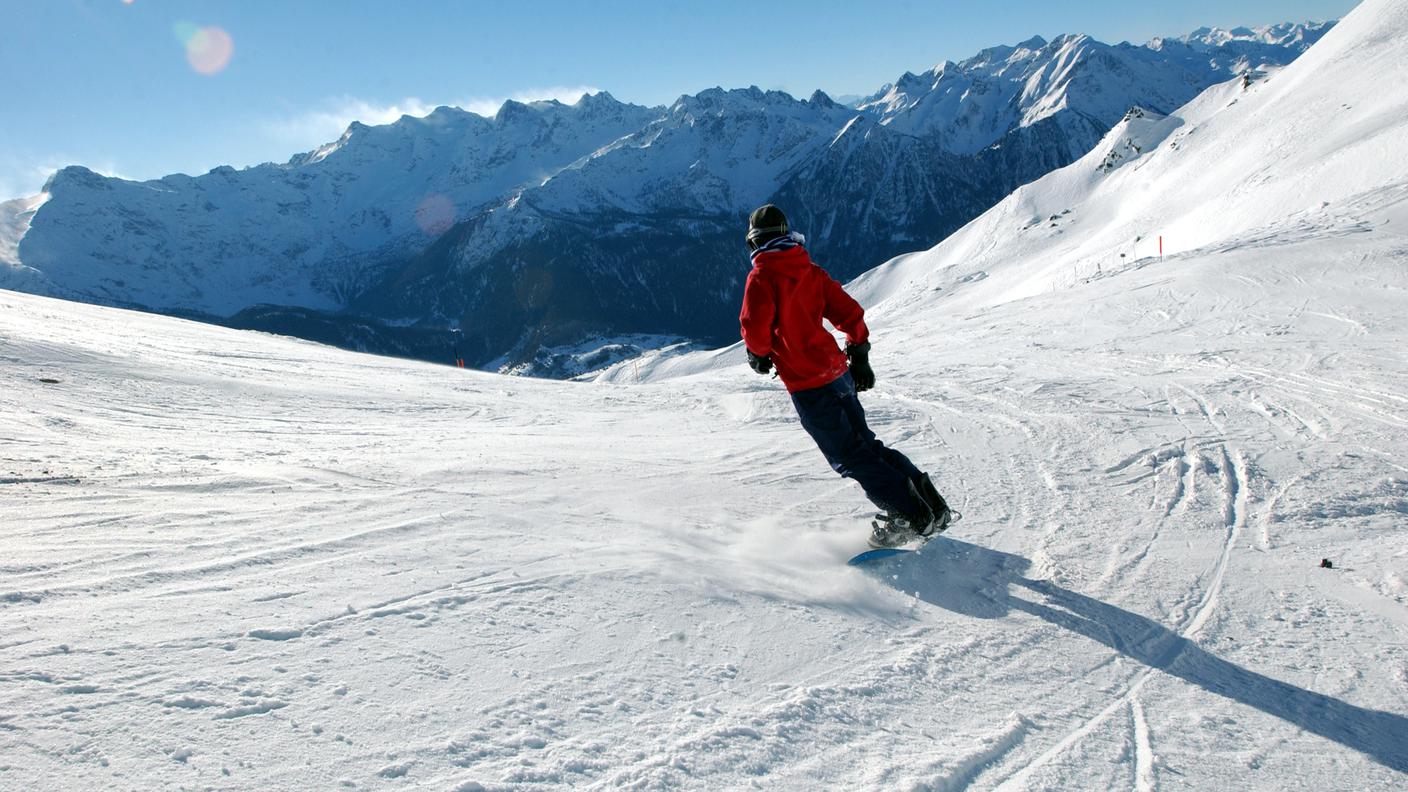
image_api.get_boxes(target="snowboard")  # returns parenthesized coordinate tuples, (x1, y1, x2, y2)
(847, 547, 917, 565)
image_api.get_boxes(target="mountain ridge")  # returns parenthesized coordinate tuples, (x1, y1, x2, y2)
(1, 22, 1333, 372)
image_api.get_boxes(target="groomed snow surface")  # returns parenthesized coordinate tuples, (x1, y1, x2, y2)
(5, 0, 1408, 788)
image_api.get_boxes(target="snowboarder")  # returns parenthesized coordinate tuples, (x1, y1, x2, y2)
(739, 204, 955, 548)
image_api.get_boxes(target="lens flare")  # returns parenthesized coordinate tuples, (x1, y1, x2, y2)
(415, 194, 456, 236)
(174, 23, 234, 76)
(173, 21, 199, 42)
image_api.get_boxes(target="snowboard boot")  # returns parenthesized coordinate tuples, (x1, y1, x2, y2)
(913, 473, 957, 538)
(867, 481, 935, 549)
(868, 511, 927, 548)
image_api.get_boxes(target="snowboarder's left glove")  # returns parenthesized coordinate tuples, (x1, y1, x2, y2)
(847, 341, 874, 391)
(746, 348, 773, 375)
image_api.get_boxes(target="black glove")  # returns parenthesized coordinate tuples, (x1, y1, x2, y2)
(746, 348, 773, 375)
(846, 341, 874, 391)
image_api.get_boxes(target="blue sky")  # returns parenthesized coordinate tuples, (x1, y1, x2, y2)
(0, 0, 1358, 200)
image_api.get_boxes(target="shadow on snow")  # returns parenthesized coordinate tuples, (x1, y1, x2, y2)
(865, 538, 1408, 774)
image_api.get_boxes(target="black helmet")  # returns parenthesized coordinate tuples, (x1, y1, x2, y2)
(746, 204, 789, 250)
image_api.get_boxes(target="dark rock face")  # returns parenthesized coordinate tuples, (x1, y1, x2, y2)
(356, 208, 746, 368)
(220, 305, 465, 363)
(768, 120, 996, 283)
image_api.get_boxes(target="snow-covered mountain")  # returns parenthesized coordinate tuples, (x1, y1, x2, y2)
(845, 21, 1403, 321)
(2, 23, 1331, 372)
(4, 3, 1406, 788)
(771, 21, 1333, 279)
(1165, 20, 1332, 50)
(856, 22, 1332, 154)
(534, 88, 859, 216)
(354, 88, 859, 363)
(355, 22, 1329, 369)
(5, 94, 658, 315)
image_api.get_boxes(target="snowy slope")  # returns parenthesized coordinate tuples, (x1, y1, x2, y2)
(4, 5, 1407, 790)
(5, 224, 1406, 787)
(586, 4, 1408, 784)
(846, 9, 1406, 317)
(0, 193, 54, 296)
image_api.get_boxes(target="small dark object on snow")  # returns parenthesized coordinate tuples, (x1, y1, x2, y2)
(1320, 558, 1334, 569)
(38, 378, 60, 384)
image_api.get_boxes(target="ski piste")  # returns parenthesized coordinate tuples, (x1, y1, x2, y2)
(6, 1, 1408, 788)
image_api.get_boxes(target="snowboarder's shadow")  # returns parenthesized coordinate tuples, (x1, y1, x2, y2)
(875, 537, 1408, 774)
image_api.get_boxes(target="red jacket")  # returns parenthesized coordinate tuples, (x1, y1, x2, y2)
(739, 243, 870, 393)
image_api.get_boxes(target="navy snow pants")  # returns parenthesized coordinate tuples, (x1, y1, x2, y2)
(790, 372, 927, 516)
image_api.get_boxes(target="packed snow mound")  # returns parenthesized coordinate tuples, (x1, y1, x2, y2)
(850, 0, 1408, 316)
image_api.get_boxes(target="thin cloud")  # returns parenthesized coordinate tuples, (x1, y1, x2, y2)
(32, 159, 130, 187)
(264, 86, 603, 149)
(456, 85, 603, 117)
(0, 155, 129, 200)
(0, 176, 22, 203)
